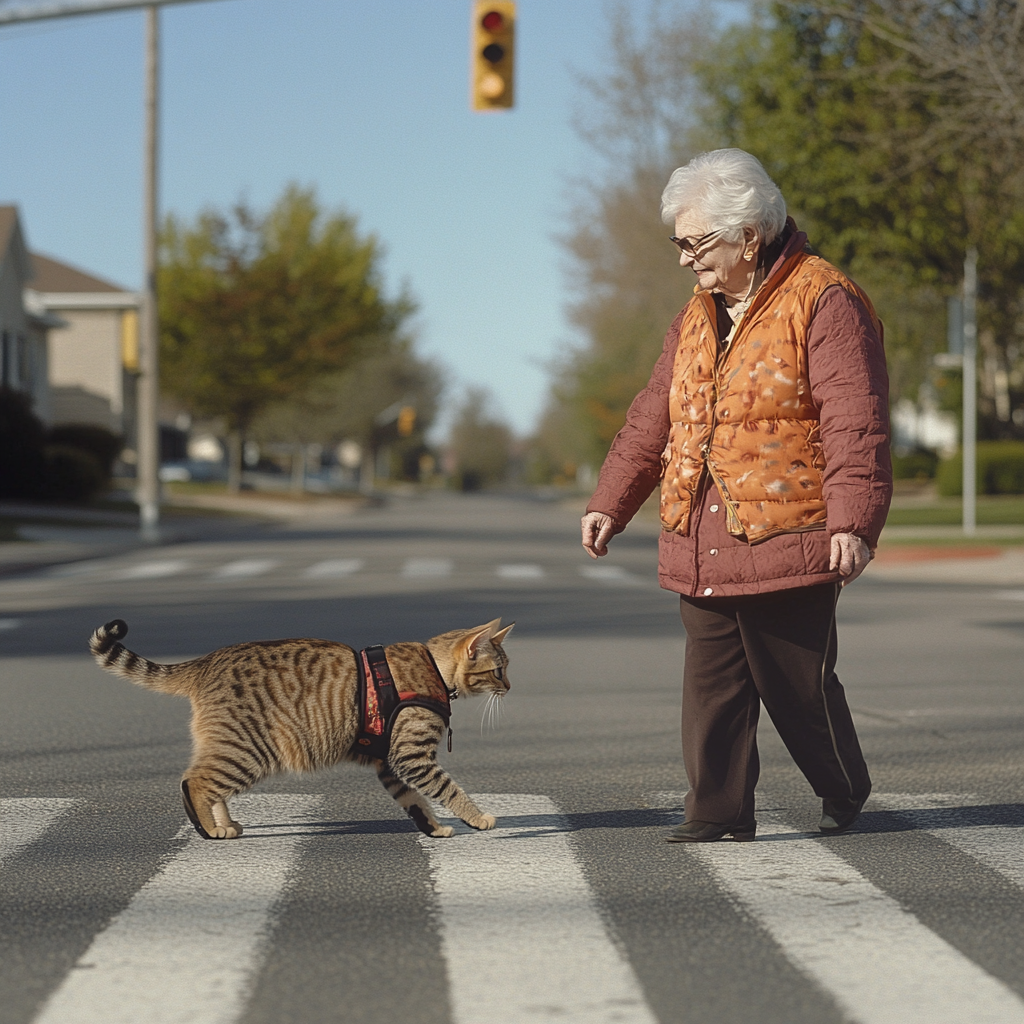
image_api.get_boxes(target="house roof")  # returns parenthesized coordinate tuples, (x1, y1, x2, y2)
(30, 252, 126, 293)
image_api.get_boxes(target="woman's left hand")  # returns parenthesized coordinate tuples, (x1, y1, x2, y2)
(830, 532, 873, 585)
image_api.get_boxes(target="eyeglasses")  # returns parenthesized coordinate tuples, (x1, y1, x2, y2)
(669, 228, 724, 257)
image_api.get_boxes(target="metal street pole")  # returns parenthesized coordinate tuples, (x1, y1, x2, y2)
(962, 247, 978, 537)
(135, 2, 161, 538)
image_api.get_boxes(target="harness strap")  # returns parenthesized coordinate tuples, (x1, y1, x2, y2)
(354, 645, 453, 762)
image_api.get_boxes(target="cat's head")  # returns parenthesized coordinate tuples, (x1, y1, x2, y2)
(431, 618, 514, 697)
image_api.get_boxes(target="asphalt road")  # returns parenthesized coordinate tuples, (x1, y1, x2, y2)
(1, 491, 1022, 1024)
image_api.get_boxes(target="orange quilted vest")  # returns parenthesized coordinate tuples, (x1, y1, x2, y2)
(660, 252, 881, 544)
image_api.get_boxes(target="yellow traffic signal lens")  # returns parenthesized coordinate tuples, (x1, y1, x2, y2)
(479, 72, 505, 99)
(482, 42, 505, 63)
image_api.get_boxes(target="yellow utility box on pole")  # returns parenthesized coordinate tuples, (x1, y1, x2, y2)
(471, 1, 515, 111)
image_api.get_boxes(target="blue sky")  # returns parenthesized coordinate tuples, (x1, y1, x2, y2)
(0, 0, 712, 436)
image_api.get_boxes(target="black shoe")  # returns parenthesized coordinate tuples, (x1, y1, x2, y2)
(819, 797, 866, 834)
(666, 820, 756, 843)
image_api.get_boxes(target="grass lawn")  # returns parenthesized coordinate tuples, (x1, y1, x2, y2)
(885, 494, 1024, 527)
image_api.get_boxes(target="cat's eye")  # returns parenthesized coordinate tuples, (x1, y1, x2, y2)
(494, 667, 503, 679)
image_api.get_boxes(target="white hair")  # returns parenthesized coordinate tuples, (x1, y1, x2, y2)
(660, 148, 787, 245)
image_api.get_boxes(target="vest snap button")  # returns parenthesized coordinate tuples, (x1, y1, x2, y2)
(703, 587, 714, 596)
(709, 548, 718, 555)
(709, 504, 719, 512)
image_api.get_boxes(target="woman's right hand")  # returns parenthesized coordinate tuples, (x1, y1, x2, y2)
(581, 512, 616, 559)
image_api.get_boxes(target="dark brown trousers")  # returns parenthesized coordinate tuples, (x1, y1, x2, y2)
(678, 583, 870, 827)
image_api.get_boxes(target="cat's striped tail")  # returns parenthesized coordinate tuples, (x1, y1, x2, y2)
(89, 620, 193, 696)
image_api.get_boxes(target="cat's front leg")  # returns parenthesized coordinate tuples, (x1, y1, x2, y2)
(387, 712, 497, 832)
(376, 762, 454, 838)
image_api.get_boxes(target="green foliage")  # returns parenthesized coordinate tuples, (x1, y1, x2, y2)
(0, 390, 106, 502)
(447, 389, 512, 489)
(936, 441, 1024, 496)
(891, 447, 938, 481)
(46, 424, 122, 484)
(159, 185, 407, 433)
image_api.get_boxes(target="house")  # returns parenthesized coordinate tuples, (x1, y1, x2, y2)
(0, 205, 60, 419)
(26, 251, 141, 436)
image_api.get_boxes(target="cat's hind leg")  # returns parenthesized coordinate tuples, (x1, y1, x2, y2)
(376, 763, 454, 838)
(180, 775, 244, 840)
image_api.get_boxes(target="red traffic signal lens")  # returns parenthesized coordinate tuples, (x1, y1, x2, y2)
(481, 10, 504, 32)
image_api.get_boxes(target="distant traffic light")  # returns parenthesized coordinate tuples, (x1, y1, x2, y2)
(471, 1, 515, 111)
(397, 406, 416, 437)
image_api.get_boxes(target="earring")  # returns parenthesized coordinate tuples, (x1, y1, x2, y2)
(745, 251, 754, 261)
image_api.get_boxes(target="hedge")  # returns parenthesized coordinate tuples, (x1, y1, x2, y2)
(936, 441, 1024, 496)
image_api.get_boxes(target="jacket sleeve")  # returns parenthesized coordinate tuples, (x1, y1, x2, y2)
(807, 285, 893, 548)
(584, 310, 682, 531)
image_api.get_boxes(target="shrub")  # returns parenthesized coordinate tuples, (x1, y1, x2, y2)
(45, 424, 122, 484)
(936, 441, 1024, 496)
(891, 448, 939, 480)
(0, 388, 46, 499)
(36, 445, 105, 501)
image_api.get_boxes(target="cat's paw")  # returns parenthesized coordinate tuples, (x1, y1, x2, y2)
(209, 823, 243, 839)
(471, 814, 497, 831)
(431, 824, 455, 838)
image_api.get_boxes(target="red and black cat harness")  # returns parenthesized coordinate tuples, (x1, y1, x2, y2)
(354, 644, 455, 762)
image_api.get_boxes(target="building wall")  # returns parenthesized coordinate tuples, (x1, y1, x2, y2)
(0, 252, 28, 388)
(47, 308, 125, 429)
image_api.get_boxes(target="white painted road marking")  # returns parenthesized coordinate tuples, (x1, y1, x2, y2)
(401, 557, 453, 577)
(0, 798, 78, 866)
(579, 564, 644, 586)
(302, 557, 364, 578)
(496, 563, 545, 579)
(33, 794, 323, 1024)
(420, 793, 658, 1024)
(0, 618, 21, 630)
(686, 808, 1024, 1024)
(111, 560, 188, 581)
(994, 590, 1024, 601)
(874, 792, 1024, 890)
(211, 558, 280, 580)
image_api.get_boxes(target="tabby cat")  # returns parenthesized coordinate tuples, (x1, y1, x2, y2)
(88, 617, 513, 839)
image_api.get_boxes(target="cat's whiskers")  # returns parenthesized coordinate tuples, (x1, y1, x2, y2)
(480, 691, 505, 735)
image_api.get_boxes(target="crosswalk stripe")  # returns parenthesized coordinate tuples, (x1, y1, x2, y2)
(211, 559, 280, 580)
(579, 564, 644, 586)
(874, 792, 1024, 890)
(402, 557, 453, 577)
(684, 807, 1024, 1024)
(111, 560, 188, 581)
(419, 793, 658, 1024)
(32, 794, 323, 1024)
(302, 557, 364, 578)
(0, 617, 21, 630)
(0, 798, 78, 866)
(496, 563, 544, 579)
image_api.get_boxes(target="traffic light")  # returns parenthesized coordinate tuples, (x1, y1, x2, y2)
(471, 1, 515, 111)
(397, 406, 416, 437)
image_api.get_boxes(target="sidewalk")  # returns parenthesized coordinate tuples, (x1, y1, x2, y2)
(869, 524, 1024, 586)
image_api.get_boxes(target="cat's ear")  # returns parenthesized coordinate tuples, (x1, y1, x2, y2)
(466, 619, 500, 658)
(491, 622, 515, 645)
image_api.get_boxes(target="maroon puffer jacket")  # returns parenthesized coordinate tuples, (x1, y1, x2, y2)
(585, 227, 892, 598)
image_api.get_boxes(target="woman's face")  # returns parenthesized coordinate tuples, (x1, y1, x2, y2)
(673, 212, 756, 298)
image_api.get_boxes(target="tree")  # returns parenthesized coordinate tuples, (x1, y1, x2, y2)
(447, 388, 512, 490)
(159, 185, 409, 488)
(533, 3, 717, 473)
(694, 2, 1024, 436)
(251, 336, 443, 485)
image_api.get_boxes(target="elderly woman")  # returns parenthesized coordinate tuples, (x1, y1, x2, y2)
(582, 149, 891, 842)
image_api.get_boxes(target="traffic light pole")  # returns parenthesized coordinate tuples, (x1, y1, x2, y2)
(137, 3, 161, 539)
